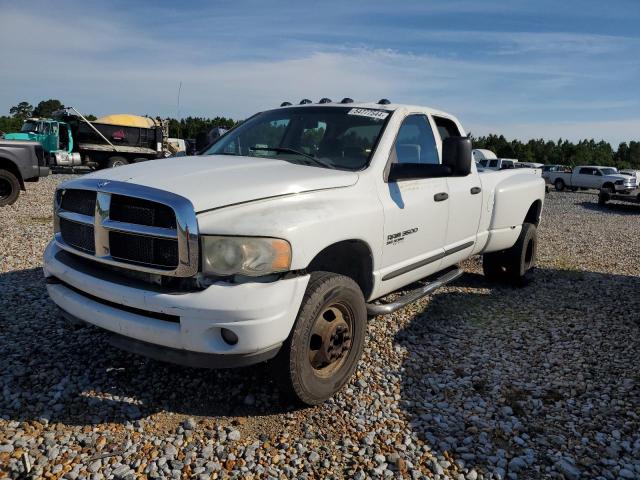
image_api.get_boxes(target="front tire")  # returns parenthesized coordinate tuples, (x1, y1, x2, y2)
(107, 156, 129, 168)
(0, 169, 20, 207)
(602, 183, 615, 195)
(276, 272, 367, 405)
(483, 223, 537, 286)
(598, 191, 609, 206)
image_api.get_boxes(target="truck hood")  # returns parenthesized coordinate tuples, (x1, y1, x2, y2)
(605, 174, 633, 182)
(3, 132, 37, 142)
(85, 155, 359, 212)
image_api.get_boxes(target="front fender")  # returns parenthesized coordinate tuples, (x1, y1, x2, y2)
(196, 184, 383, 271)
(0, 140, 42, 181)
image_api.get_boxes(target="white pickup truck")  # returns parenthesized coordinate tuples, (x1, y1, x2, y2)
(44, 100, 545, 405)
(547, 165, 636, 193)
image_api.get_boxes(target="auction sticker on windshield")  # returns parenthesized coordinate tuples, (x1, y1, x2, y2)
(347, 108, 389, 120)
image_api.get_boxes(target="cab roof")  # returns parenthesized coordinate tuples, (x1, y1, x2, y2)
(276, 100, 458, 120)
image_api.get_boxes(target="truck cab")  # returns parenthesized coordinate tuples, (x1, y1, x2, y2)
(6, 118, 73, 155)
(4, 118, 75, 164)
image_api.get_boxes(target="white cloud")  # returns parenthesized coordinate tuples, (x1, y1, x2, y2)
(1, 3, 638, 145)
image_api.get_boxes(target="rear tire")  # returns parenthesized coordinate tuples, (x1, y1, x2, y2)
(275, 272, 367, 406)
(107, 156, 129, 168)
(0, 169, 20, 207)
(483, 223, 537, 286)
(554, 179, 565, 192)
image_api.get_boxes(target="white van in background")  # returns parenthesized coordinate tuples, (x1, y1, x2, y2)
(473, 149, 518, 170)
(480, 158, 519, 170)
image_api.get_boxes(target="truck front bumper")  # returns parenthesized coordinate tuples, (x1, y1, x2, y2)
(43, 241, 310, 368)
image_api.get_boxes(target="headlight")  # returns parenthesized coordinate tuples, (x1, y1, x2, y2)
(201, 236, 291, 277)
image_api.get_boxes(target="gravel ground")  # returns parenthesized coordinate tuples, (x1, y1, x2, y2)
(1, 176, 639, 479)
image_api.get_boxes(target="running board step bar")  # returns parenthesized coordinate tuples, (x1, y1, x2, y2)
(366, 267, 463, 316)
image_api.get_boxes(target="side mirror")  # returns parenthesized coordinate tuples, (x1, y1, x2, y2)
(387, 163, 452, 181)
(442, 136, 472, 176)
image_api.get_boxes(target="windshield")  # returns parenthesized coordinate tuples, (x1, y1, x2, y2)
(600, 168, 617, 175)
(20, 121, 40, 133)
(204, 106, 391, 170)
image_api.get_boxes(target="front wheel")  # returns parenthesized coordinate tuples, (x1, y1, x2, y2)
(0, 169, 20, 207)
(275, 272, 367, 405)
(483, 223, 537, 286)
(598, 191, 609, 206)
(107, 156, 129, 168)
(602, 183, 615, 195)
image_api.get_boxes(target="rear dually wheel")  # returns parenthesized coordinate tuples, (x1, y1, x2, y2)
(483, 223, 537, 286)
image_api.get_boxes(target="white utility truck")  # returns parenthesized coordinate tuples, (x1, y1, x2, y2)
(44, 99, 545, 405)
(547, 165, 636, 193)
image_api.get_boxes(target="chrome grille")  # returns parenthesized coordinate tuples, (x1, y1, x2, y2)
(109, 231, 179, 267)
(59, 218, 95, 254)
(110, 195, 176, 229)
(53, 179, 199, 277)
(60, 189, 96, 216)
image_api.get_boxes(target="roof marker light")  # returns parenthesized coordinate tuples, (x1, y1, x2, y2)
(318, 98, 332, 104)
(378, 98, 391, 105)
(340, 97, 354, 104)
(280, 101, 292, 107)
(299, 99, 312, 105)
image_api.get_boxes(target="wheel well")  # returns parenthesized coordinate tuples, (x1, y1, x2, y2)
(524, 200, 542, 226)
(0, 158, 25, 190)
(307, 240, 374, 299)
(602, 182, 614, 188)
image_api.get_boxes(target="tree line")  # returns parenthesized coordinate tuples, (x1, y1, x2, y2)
(2, 99, 638, 169)
(0, 99, 235, 140)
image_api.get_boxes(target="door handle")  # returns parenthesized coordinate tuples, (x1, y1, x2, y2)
(470, 186, 482, 195)
(434, 192, 449, 202)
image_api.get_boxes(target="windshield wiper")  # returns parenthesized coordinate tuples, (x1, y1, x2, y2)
(249, 146, 332, 168)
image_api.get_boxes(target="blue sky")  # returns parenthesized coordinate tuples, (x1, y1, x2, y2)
(1, 0, 639, 145)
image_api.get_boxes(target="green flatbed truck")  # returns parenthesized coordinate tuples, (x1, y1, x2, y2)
(3, 107, 167, 170)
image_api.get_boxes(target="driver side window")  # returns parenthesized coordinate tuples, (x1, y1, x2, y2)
(394, 115, 439, 165)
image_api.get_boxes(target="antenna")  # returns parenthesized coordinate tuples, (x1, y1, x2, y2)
(176, 81, 182, 120)
(176, 81, 182, 139)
